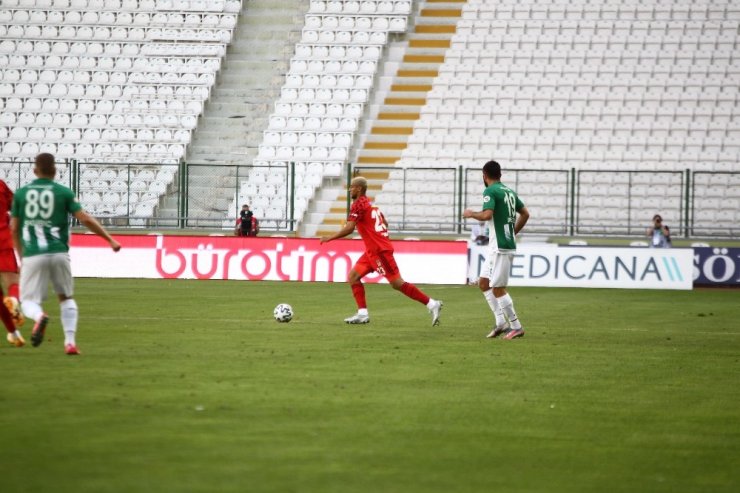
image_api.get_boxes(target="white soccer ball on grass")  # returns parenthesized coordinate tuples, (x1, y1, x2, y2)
(273, 303, 293, 323)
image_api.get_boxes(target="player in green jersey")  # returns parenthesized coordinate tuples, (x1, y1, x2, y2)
(463, 160, 530, 339)
(10, 153, 121, 355)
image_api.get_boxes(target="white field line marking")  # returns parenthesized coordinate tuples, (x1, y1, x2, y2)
(82, 316, 740, 335)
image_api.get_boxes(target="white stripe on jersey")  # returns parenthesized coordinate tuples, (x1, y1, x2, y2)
(34, 224, 49, 251)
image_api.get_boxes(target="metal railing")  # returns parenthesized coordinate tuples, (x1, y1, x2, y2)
(1, 160, 737, 238)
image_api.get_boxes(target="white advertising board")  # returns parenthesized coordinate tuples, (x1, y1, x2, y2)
(468, 244, 694, 290)
(70, 234, 469, 285)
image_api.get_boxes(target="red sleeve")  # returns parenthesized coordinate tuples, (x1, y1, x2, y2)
(1, 182, 11, 213)
(348, 197, 367, 223)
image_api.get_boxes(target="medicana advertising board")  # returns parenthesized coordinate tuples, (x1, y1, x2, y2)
(468, 244, 694, 290)
(69, 234, 695, 290)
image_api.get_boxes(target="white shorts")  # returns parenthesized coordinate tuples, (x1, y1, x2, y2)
(20, 253, 74, 304)
(480, 250, 513, 288)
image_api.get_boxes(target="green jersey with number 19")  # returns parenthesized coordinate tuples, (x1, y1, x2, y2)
(11, 178, 82, 258)
(482, 181, 525, 252)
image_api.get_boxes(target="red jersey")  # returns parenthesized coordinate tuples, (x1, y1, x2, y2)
(0, 181, 13, 249)
(348, 195, 393, 254)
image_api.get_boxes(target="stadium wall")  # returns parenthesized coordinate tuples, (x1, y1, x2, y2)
(64, 233, 738, 289)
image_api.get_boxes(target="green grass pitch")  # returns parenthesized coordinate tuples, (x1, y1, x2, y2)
(1, 279, 738, 493)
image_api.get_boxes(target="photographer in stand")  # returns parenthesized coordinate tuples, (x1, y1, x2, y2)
(234, 204, 259, 237)
(646, 214, 671, 248)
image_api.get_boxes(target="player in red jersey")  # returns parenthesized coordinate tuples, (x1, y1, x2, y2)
(0, 179, 25, 346)
(320, 176, 443, 325)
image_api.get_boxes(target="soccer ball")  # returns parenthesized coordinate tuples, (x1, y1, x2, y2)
(273, 303, 293, 323)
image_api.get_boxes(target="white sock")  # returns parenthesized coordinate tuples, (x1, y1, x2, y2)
(21, 300, 44, 323)
(497, 293, 522, 330)
(483, 289, 507, 327)
(60, 299, 78, 346)
(426, 298, 437, 310)
(358, 308, 368, 316)
(13, 329, 22, 338)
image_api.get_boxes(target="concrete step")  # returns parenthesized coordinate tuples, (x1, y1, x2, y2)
(408, 38, 452, 48)
(356, 155, 402, 165)
(403, 53, 446, 63)
(384, 96, 427, 106)
(386, 76, 436, 86)
(362, 141, 408, 150)
(395, 61, 442, 72)
(376, 111, 421, 120)
(396, 69, 439, 78)
(414, 24, 457, 34)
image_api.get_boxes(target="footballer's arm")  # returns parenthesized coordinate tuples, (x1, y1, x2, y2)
(10, 217, 22, 257)
(462, 208, 493, 222)
(73, 210, 122, 252)
(514, 207, 530, 234)
(320, 220, 356, 244)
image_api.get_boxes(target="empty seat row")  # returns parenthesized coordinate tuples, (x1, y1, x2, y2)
(80, 166, 174, 181)
(0, 82, 210, 99)
(1, 141, 185, 158)
(263, 132, 353, 147)
(290, 58, 376, 75)
(453, 30, 738, 46)
(305, 15, 406, 32)
(0, 99, 202, 114)
(462, 3, 739, 20)
(302, 29, 387, 45)
(281, 87, 368, 103)
(0, 29, 233, 46)
(258, 146, 348, 161)
(0, 66, 218, 85)
(1, 113, 198, 128)
(2, 0, 240, 13)
(0, 78, 212, 95)
(457, 18, 740, 36)
(274, 101, 363, 117)
(285, 73, 373, 89)
(309, 1, 411, 15)
(250, 161, 343, 177)
(1, 54, 223, 71)
(0, 11, 236, 27)
(294, 44, 382, 60)
(268, 116, 358, 131)
(1, 126, 191, 142)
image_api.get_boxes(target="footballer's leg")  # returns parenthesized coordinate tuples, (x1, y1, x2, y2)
(344, 257, 370, 324)
(51, 254, 80, 355)
(497, 289, 524, 339)
(59, 296, 79, 355)
(0, 252, 24, 328)
(1, 290, 23, 347)
(384, 253, 442, 326)
(20, 255, 50, 347)
(480, 252, 508, 337)
(491, 253, 523, 339)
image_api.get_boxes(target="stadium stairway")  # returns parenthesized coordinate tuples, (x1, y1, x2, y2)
(159, 0, 309, 224)
(311, 0, 465, 237)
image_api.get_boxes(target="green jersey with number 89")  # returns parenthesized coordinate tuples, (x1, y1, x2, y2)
(11, 178, 82, 257)
(482, 181, 525, 252)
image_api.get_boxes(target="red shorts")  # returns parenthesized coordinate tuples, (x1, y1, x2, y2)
(0, 249, 18, 273)
(354, 250, 401, 282)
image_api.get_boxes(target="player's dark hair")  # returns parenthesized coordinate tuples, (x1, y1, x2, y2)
(35, 153, 56, 177)
(483, 160, 502, 180)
